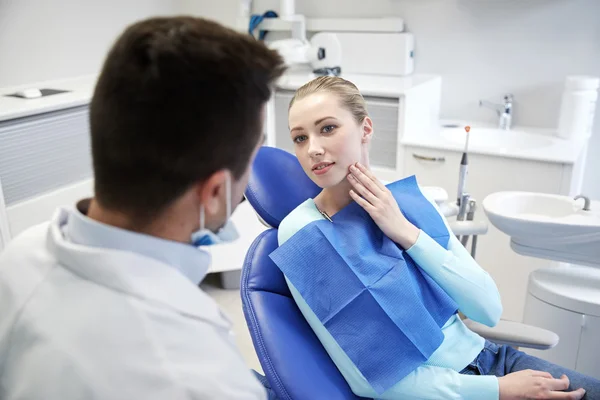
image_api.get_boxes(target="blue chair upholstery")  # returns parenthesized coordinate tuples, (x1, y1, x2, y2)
(244, 146, 321, 229)
(242, 146, 363, 399)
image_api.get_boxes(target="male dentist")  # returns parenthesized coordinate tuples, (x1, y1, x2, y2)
(0, 16, 284, 399)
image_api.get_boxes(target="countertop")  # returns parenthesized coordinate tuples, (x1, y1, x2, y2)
(401, 120, 588, 164)
(0, 75, 97, 122)
(1, 73, 587, 164)
(0, 71, 437, 122)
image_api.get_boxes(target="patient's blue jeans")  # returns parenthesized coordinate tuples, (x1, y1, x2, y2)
(254, 341, 600, 399)
(460, 340, 600, 399)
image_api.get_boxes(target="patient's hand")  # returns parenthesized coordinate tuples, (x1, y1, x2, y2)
(347, 162, 420, 249)
(498, 370, 586, 400)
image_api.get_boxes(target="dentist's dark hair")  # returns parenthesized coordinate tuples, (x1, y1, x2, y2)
(90, 16, 285, 221)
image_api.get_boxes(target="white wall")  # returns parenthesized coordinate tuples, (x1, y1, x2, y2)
(2, 1, 597, 197)
(252, 0, 600, 199)
(0, 0, 182, 87)
(178, 0, 241, 29)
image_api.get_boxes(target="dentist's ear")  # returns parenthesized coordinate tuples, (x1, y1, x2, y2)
(197, 169, 227, 216)
(361, 117, 374, 144)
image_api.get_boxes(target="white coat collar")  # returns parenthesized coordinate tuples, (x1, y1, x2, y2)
(66, 199, 209, 285)
(46, 206, 231, 329)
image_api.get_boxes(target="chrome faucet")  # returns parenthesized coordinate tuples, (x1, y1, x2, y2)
(479, 94, 513, 130)
(574, 194, 592, 211)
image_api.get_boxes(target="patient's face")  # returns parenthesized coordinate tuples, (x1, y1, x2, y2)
(288, 92, 364, 188)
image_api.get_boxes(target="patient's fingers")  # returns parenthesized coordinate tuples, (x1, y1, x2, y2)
(348, 174, 377, 205)
(350, 190, 374, 212)
(546, 375, 570, 391)
(531, 371, 554, 379)
(355, 162, 387, 192)
(349, 164, 381, 196)
(548, 388, 586, 400)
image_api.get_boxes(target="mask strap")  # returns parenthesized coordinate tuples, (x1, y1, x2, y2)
(199, 205, 205, 231)
(226, 173, 232, 220)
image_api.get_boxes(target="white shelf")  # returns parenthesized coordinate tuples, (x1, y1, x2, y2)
(307, 17, 404, 32)
(242, 17, 405, 34)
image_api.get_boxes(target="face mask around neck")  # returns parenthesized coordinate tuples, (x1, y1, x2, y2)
(190, 174, 239, 247)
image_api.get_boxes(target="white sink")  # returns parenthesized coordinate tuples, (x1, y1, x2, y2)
(441, 127, 554, 150)
(483, 192, 600, 267)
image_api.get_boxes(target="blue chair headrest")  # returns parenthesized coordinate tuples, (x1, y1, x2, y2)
(245, 146, 321, 229)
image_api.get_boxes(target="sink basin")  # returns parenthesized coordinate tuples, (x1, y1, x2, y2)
(441, 127, 554, 150)
(483, 192, 600, 267)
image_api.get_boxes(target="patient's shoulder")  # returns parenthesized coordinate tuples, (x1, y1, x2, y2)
(277, 199, 322, 246)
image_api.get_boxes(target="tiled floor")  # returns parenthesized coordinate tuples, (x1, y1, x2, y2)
(201, 273, 263, 373)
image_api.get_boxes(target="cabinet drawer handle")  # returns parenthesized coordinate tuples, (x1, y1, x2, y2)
(412, 153, 446, 162)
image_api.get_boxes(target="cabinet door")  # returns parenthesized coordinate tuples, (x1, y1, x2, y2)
(404, 146, 566, 321)
(576, 314, 600, 379)
(403, 147, 461, 202)
(0, 177, 8, 250)
(365, 97, 399, 170)
(0, 106, 92, 207)
(404, 146, 565, 201)
(274, 90, 295, 154)
(522, 294, 583, 370)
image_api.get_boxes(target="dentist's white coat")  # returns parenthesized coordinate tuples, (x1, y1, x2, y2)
(0, 208, 265, 400)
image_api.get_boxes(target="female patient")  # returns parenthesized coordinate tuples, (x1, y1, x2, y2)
(276, 76, 599, 400)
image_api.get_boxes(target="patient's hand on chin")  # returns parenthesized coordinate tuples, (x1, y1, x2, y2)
(498, 370, 586, 400)
(346, 162, 420, 249)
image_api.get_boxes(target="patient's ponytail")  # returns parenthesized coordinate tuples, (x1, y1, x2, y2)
(289, 76, 369, 124)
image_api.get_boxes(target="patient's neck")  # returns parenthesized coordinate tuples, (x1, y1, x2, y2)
(316, 178, 353, 217)
(316, 156, 371, 217)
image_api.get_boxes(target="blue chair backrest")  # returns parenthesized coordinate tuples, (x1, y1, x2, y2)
(242, 146, 363, 399)
(244, 146, 321, 229)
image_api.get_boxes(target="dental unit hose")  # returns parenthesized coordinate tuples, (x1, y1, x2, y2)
(456, 125, 471, 220)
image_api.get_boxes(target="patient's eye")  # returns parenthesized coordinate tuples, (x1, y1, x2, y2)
(321, 125, 337, 134)
(293, 134, 307, 144)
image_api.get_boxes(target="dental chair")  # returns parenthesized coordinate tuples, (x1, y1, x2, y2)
(241, 146, 558, 400)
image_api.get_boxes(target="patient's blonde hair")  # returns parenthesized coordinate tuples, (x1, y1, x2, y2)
(289, 76, 369, 124)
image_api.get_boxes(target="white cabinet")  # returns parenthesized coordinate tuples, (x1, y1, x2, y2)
(0, 106, 93, 240)
(0, 106, 92, 207)
(273, 90, 295, 154)
(523, 293, 600, 379)
(403, 145, 574, 321)
(576, 314, 600, 377)
(523, 294, 583, 370)
(404, 146, 568, 200)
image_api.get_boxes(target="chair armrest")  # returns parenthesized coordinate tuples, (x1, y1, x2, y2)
(463, 318, 559, 350)
(448, 220, 488, 236)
